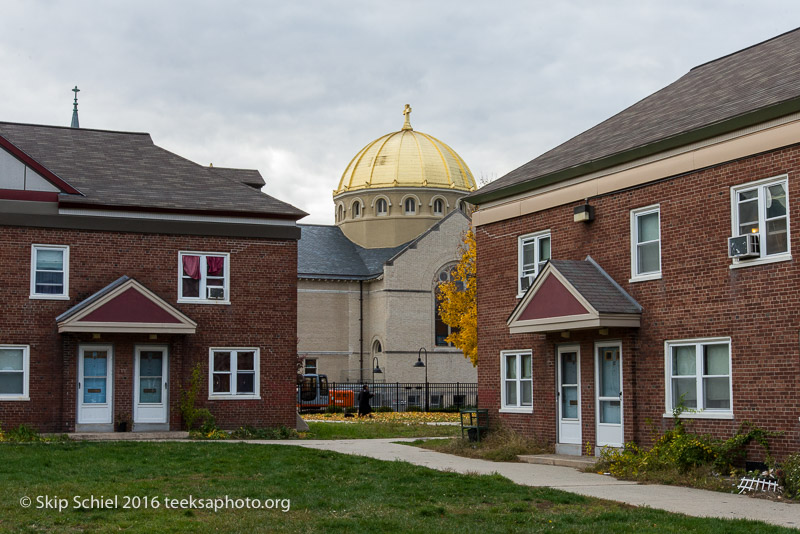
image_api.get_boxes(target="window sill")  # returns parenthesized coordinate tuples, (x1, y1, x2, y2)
(0, 396, 30, 401)
(178, 299, 231, 305)
(499, 407, 533, 414)
(208, 395, 261, 401)
(629, 273, 661, 283)
(662, 411, 733, 420)
(729, 254, 791, 269)
(29, 294, 70, 300)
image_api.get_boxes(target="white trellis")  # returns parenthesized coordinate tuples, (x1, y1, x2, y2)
(737, 476, 782, 494)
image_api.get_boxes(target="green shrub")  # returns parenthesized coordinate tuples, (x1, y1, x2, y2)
(4, 424, 44, 442)
(780, 453, 800, 499)
(180, 364, 215, 431)
(325, 406, 344, 414)
(375, 406, 393, 413)
(407, 406, 422, 412)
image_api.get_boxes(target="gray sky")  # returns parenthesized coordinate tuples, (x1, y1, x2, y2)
(1, 2, 798, 224)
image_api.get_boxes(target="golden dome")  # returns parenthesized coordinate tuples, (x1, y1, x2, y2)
(334, 105, 477, 196)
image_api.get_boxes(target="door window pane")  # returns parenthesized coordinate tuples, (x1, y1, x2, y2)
(84, 377, 107, 404)
(561, 353, 577, 384)
(140, 377, 162, 403)
(599, 349, 620, 398)
(84, 352, 108, 376)
(600, 400, 621, 424)
(561, 386, 578, 419)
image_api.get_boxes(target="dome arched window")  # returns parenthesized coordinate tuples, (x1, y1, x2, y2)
(404, 197, 416, 215)
(433, 198, 444, 216)
(376, 198, 388, 216)
(352, 200, 362, 218)
(337, 204, 344, 222)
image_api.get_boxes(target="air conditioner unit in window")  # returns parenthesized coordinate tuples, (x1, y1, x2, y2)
(728, 234, 760, 259)
(519, 275, 534, 292)
(206, 286, 225, 300)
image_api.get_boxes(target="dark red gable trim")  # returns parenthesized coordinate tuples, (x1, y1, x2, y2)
(81, 287, 182, 324)
(0, 189, 59, 202)
(58, 199, 304, 221)
(519, 274, 589, 320)
(0, 135, 82, 195)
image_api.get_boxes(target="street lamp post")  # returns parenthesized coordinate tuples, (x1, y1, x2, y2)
(372, 356, 382, 384)
(414, 348, 428, 412)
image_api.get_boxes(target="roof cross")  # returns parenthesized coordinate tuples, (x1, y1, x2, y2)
(71, 86, 80, 128)
(402, 104, 413, 130)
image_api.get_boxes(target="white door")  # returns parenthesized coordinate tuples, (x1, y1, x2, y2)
(596, 343, 623, 447)
(77, 345, 113, 424)
(134, 346, 168, 424)
(557, 345, 581, 444)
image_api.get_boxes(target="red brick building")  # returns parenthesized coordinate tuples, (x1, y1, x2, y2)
(0, 121, 306, 432)
(465, 30, 800, 459)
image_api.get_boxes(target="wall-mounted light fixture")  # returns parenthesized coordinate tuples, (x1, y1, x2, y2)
(573, 203, 594, 223)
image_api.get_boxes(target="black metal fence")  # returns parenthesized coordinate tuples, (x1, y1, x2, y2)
(297, 382, 477, 413)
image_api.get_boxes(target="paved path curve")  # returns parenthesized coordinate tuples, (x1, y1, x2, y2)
(242, 438, 799, 530)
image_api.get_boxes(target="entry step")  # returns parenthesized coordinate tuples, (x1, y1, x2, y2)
(517, 453, 597, 470)
(69, 431, 189, 441)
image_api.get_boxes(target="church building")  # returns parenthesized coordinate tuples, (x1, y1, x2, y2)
(297, 106, 478, 384)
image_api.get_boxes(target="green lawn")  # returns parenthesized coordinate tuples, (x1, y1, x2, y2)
(303, 421, 460, 439)
(0, 442, 792, 533)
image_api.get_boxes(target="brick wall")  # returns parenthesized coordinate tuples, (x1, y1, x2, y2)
(476, 144, 800, 459)
(0, 226, 297, 432)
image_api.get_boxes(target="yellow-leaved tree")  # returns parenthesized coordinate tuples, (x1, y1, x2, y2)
(436, 229, 477, 366)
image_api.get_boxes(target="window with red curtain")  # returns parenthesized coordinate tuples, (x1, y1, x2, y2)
(179, 253, 229, 301)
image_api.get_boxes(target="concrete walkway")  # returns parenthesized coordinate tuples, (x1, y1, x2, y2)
(244, 438, 800, 529)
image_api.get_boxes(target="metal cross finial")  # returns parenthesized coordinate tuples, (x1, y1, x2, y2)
(402, 104, 413, 130)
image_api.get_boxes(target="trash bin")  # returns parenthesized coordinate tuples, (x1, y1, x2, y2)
(467, 428, 478, 442)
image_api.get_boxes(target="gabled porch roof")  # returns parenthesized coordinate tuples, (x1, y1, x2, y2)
(507, 257, 641, 334)
(56, 276, 197, 334)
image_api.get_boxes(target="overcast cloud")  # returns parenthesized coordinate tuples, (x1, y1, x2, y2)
(1, 1, 798, 223)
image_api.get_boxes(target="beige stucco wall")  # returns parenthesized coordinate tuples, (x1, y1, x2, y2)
(297, 211, 477, 385)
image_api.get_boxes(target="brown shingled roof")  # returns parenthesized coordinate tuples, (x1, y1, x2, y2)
(468, 27, 800, 204)
(0, 121, 306, 219)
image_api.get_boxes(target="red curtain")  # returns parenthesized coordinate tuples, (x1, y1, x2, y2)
(207, 256, 224, 276)
(182, 255, 201, 280)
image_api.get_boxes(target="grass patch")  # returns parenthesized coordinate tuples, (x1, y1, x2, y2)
(303, 421, 459, 440)
(408, 427, 551, 462)
(303, 412, 461, 423)
(0, 441, 794, 533)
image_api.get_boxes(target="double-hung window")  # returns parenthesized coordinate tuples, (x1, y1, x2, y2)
(666, 338, 731, 417)
(731, 175, 790, 264)
(0, 345, 29, 400)
(518, 231, 550, 296)
(501, 350, 532, 412)
(30, 245, 69, 299)
(179, 252, 230, 303)
(630, 205, 661, 281)
(209, 348, 259, 399)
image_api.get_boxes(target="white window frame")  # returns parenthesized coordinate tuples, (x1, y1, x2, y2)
(304, 358, 317, 374)
(178, 252, 231, 304)
(431, 196, 447, 216)
(208, 348, 260, 400)
(374, 196, 390, 216)
(500, 350, 533, 413)
(630, 205, 661, 282)
(730, 175, 791, 269)
(664, 337, 733, 419)
(517, 230, 551, 297)
(0, 344, 30, 401)
(351, 198, 363, 219)
(30, 244, 70, 300)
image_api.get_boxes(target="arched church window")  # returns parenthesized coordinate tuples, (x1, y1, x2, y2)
(435, 265, 460, 347)
(433, 198, 444, 215)
(352, 200, 361, 218)
(404, 197, 416, 215)
(376, 198, 388, 216)
(337, 204, 344, 222)
(373, 340, 382, 354)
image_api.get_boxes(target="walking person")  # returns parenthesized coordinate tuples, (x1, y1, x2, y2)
(358, 384, 374, 417)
